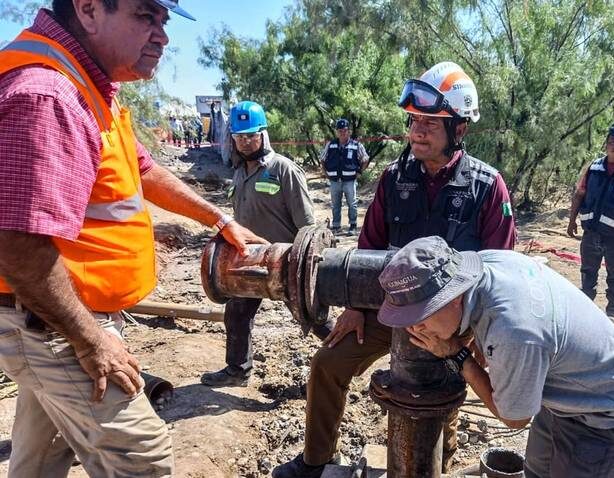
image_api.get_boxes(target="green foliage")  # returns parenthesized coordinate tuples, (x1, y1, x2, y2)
(118, 79, 170, 152)
(200, 0, 614, 206)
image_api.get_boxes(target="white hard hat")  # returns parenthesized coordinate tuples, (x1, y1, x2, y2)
(401, 61, 480, 123)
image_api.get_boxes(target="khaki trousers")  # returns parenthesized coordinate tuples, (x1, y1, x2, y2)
(0, 308, 174, 478)
(304, 311, 458, 472)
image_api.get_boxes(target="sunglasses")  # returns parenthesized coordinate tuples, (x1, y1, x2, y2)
(398, 79, 461, 119)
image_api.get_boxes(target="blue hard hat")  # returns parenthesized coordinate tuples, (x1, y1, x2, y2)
(230, 101, 268, 133)
(152, 0, 195, 21)
(336, 118, 350, 129)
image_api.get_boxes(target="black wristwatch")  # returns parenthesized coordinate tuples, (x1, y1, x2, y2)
(445, 347, 472, 374)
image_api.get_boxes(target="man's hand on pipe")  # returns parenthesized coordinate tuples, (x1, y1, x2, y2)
(221, 221, 269, 257)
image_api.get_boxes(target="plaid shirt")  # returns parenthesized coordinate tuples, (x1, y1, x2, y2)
(0, 9, 154, 241)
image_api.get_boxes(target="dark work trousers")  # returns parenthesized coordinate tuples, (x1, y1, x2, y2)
(224, 297, 262, 373)
(224, 298, 334, 373)
(304, 311, 459, 472)
(580, 229, 614, 316)
(525, 407, 614, 478)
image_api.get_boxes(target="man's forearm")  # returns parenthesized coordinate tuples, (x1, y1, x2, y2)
(0, 232, 102, 350)
(462, 356, 498, 416)
(141, 163, 226, 227)
(462, 356, 530, 429)
(569, 191, 584, 222)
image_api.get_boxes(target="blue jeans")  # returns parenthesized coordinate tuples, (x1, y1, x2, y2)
(329, 179, 357, 228)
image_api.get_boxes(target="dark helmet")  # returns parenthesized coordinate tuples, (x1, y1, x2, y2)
(608, 123, 614, 139)
(335, 118, 350, 130)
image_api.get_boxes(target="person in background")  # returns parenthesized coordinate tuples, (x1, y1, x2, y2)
(567, 124, 614, 321)
(201, 101, 333, 387)
(320, 118, 369, 235)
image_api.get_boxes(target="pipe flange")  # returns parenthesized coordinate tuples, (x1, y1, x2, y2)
(287, 226, 319, 334)
(369, 369, 467, 418)
(304, 227, 335, 324)
(200, 237, 230, 304)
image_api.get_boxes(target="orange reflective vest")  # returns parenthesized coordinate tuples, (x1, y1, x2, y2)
(0, 30, 156, 311)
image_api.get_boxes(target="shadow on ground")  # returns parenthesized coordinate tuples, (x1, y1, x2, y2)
(159, 383, 278, 423)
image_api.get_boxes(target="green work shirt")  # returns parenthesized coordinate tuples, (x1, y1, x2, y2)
(230, 151, 315, 243)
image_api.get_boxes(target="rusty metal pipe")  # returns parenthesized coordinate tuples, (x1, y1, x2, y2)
(141, 372, 173, 403)
(202, 240, 291, 303)
(315, 248, 395, 309)
(371, 329, 466, 477)
(201, 226, 466, 478)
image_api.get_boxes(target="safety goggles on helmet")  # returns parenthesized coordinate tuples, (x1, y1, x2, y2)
(398, 79, 462, 120)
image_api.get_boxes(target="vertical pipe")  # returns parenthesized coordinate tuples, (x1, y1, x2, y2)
(387, 414, 443, 478)
(386, 328, 448, 478)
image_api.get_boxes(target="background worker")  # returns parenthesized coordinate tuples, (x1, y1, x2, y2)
(0, 2, 263, 477)
(320, 118, 369, 235)
(273, 61, 516, 478)
(378, 236, 614, 478)
(170, 115, 184, 146)
(201, 101, 333, 387)
(568, 124, 614, 320)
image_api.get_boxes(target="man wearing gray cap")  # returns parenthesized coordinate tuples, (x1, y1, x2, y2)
(0, 1, 265, 477)
(378, 236, 614, 478)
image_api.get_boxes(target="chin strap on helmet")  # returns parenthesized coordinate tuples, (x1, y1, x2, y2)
(443, 117, 468, 157)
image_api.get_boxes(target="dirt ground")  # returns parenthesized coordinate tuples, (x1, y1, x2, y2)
(0, 145, 606, 477)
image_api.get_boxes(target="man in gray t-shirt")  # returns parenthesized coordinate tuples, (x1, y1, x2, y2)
(377, 236, 614, 478)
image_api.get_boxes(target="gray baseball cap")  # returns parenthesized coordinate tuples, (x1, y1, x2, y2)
(153, 0, 196, 21)
(377, 236, 483, 327)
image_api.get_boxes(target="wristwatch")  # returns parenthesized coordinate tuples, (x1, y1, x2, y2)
(444, 346, 472, 374)
(214, 214, 234, 232)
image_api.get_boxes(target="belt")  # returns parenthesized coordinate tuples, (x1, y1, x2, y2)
(0, 294, 121, 331)
(0, 293, 48, 331)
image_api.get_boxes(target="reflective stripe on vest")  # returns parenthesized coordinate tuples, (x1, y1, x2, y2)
(0, 33, 111, 130)
(579, 212, 594, 221)
(255, 182, 281, 195)
(2, 35, 139, 223)
(85, 192, 145, 221)
(600, 215, 614, 227)
(0, 31, 156, 310)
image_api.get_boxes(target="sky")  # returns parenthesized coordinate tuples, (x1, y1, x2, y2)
(0, 0, 292, 104)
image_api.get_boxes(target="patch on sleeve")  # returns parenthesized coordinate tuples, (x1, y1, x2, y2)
(502, 202, 513, 217)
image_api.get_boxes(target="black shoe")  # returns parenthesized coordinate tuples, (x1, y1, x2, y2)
(200, 366, 250, 387)
(272, 453, 338, 478)
(347, 224, 357, 235)
(330, 226, 341, 234)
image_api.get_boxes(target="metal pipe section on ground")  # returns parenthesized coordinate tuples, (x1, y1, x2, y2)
(200, 225, 467, 478)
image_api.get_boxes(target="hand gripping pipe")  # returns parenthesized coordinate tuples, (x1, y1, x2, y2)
(201, 225, 466, 477)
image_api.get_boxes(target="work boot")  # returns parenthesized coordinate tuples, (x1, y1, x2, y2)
(201, 365, 250, 387)
(347, 224, 357, 235)
(272, 453, 339, 478)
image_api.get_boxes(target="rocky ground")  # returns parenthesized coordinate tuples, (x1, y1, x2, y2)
(0, 145, 605, 477)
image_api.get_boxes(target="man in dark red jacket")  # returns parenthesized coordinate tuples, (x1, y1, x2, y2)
(273, 61, 516, 478)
